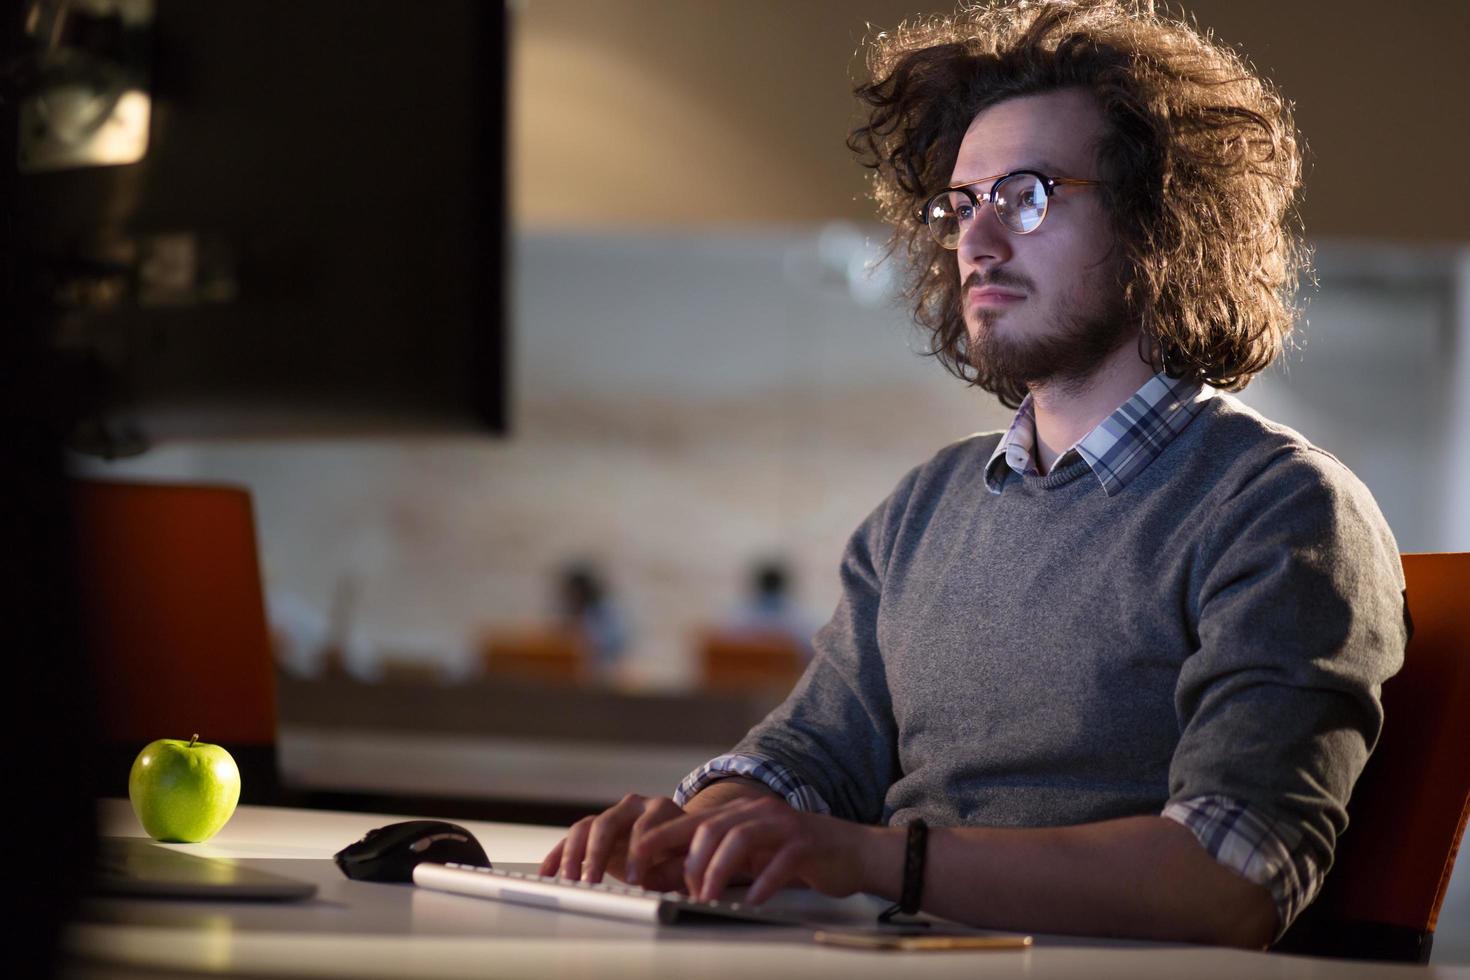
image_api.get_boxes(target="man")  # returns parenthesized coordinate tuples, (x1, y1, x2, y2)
(540, 0, 1408, 948)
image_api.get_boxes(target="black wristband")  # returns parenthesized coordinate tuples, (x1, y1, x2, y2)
(898, 818, 928, 915)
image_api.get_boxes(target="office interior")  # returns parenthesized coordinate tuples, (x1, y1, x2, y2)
(7, 0, 1469, 974)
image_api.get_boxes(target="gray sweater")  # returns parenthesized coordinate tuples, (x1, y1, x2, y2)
(734, 394, 1408, 876)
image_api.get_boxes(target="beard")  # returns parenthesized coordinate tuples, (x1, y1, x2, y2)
(964, 278, 1134, 398)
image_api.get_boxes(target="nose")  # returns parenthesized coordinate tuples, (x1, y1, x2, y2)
(957, 204, 1014, 270)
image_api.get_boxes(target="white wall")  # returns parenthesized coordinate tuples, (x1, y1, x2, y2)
(74, 229, 1007, 686)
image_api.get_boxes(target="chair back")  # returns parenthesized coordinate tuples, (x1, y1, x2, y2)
(1275, 552, 1470, 962)
(699, 630, 807, 692)
(72, 479, 280, 800)
(480, 627, 587, 685)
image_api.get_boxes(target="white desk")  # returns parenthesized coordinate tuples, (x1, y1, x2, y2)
(68, 800, 1470, 980)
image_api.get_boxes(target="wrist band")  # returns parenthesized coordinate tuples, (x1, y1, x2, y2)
(899, 818, 929, 915)
(879, 818, 929, 922)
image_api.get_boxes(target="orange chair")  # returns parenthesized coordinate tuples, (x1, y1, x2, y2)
(479, 626, 587, 685)
(1274, 552, 1470, 962)
(699, 630, 808, 693)
(72, 479, 281, 803)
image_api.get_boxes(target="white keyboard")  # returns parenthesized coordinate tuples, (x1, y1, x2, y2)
(413, 863, 805, 926)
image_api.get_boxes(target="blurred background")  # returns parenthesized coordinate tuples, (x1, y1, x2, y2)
(12, 0, 1468, 960)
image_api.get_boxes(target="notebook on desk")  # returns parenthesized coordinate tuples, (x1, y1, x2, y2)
(92, 837, 318, 901)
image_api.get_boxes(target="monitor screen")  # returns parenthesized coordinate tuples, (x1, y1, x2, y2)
(12, 0, 507, 454)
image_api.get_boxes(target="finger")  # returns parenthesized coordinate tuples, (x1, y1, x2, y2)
(681, 800, 780, 898)
(585, 794, 651, 883)
(641, 793, 770, 868)
(697, 819, 777, 902)
(582, 825, 627, 885)
(538, 838, 566, 878)
(577, 794, 646, 883)
(634, 811, 713, 875)
(639, 859, 691, 894)
(625, 797, 686, 884)
(560, 816, 594, 880)
(744, 841, 804, 906)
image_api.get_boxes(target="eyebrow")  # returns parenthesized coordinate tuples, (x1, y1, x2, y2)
(948, 160, 1067, 188)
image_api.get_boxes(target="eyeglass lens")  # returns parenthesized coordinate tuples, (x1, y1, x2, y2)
(925, 173, 1049, 246)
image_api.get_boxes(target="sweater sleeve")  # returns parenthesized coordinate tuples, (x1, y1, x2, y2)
(719, 466, 920, 825)
(1170, 446, 1409, 930)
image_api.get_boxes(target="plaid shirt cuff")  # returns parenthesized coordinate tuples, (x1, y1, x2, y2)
(674, 753, 832, 814)
(1162, 794, 1324, 940)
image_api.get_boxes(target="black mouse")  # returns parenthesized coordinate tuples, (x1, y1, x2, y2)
(334, 820, 492, 883)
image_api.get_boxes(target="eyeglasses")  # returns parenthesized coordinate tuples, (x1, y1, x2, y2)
(917, 170, 1102, 247)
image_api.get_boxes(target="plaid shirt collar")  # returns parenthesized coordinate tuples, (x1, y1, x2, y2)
(984, 372, 1214, 496)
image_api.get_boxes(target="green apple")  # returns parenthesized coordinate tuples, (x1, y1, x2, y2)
(128, 734, 241, 843)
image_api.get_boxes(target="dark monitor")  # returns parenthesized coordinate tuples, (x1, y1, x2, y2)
(10, 0, 507, 455)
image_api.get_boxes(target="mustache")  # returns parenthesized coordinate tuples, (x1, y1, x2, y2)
(963, 269, 1036, 294)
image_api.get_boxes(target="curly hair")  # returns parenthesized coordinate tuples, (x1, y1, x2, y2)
(848, 0, 1308, 407)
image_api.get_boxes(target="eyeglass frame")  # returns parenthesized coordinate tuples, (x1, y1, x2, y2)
(916, 170, 1103, 245)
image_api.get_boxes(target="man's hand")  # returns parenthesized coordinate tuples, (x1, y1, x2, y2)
(538, 780, 887, 906)
(537, 777, 779, 892)
(538, 793, 688, 891)
(632, 794, 882, 904)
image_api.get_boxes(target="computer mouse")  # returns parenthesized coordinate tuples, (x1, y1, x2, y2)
(334, 820, 491, 883)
